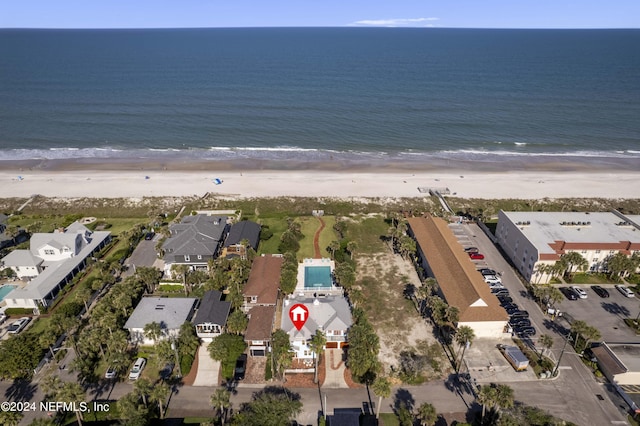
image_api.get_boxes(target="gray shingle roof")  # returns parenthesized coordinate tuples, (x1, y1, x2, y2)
(1, 249, 42, 267)
(124, 297, 197, 331)
(224, 221, 261, 250)
(281, 295, 352, 341)
(163, 215, 227, 260)
(192, 290, 231, 327)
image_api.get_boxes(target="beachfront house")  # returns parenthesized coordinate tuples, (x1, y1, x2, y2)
(192, 290, 231, 342)
(0, 222, 111, 311)
(162, 214, 229, 277)
(223, 220, 261, 259)
(124, 296, 197, 345)
(281, 295, 352, 359)
(496, 211, 640, 284)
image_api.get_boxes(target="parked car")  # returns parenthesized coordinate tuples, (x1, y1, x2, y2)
(159, 362, 174, 380)
(105, 366, 117, 379)
(510, 318, 532, 328)
(129, 358, 146, 380)
(7, 317, 30, 334)
(488, 283, 505, 290)
(510, 310, 530, 319)
(0, 313, 7, 325)
(478, 268, 498, 276)
(464, 247, 479, 253)
(483, 275, 502, 285)
(491, 288, 510, 296)
(234, 354, 247, 381)
(615, 284, 635, 298)
(560, 287, 578, 301)
(144, 232, 155, 240)
(469, 252, 485, 260)
(505, 304, 521, 315)
(570, 286, 588, 299)
(515, 326, 536, 336)
(497, 295, 513, 305)
(592, 285, 610, 298)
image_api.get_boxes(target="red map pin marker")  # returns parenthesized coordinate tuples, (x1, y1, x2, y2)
(289, 303, 309, 331)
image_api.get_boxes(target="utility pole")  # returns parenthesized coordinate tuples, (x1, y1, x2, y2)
(552, 333, 573, 377)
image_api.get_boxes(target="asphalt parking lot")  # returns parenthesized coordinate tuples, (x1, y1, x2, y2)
(555, 284, 640, 343)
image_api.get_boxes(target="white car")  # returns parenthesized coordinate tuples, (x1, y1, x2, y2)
(128, 358, 146, 380)
(7, 317, 30, 334)
(615, 284, 635, 298)
(484, 275, 502, 285)
(570, 286, 588, 299)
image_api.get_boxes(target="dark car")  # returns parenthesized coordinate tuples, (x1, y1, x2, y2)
(592, 285, 610, 298)
(497, 295, 513, 305)
(144, 232, 155, 240)
(510, 318, 532, 328)
(478, 268, 498, 276)
(515, 326, 536, 336)
(159, 362, 174, 380)
(491, 288, 509, 296)
(469, 252, 485, 260)
(560, 287, 578, 300)
(510, 310, 530, 319)
(504, 304, 520, 315)
(234, 354, 247, 381)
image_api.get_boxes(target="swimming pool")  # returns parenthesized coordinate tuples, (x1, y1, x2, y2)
(0, 285, 16, 302)
(304, 266, 332, 289)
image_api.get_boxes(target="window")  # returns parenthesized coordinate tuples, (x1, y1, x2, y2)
(184, 255, 190, 262)
(197, 255, 202, 260)
(593, 258, 599, 262)
(595, 250, 601, 254)
(250, 296, 258, 303)
(581, 250, 587, 254)
(44, 249, 55, 255)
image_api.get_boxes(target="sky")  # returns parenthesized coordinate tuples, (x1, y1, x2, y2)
(1, 0, 639, 29)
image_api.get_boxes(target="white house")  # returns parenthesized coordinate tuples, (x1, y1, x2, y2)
(0, 222, 111, 310)
(281, 295, 352, 359)
(124, 297, 197, 345)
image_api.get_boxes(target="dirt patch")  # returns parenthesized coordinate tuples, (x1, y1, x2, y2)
(356, 251, 437, 374)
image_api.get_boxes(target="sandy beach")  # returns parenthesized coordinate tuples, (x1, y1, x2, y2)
(0, 168, 638, 200)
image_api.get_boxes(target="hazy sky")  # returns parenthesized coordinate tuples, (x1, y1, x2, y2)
(1, 0, 639, 29)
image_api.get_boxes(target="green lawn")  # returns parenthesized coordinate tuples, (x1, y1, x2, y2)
(569, 273, 618, 284)
(317, 216, 337, 258)
(257, 217, 289, 254)
(297, 216, 320, 259)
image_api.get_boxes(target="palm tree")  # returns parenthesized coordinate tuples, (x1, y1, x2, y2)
(371, 376, 391, 419)
(538, 334, 554, 358)
(476, 384, 497, 423)
(0, 410, 23, 426)
(416, 402, 437, 426)
(226, 310, 249, 335)
(455, 326, 475, 373)
(346, 241, 358, 260)
(149, 382, 170, 419)
(57, 382, 86, 426)
(143, 321, 164, 343)
(493, 384, 514, 414)
(561, 252, 588, 280)
(133, 377, 153, 407)
(171, 263, 191, 295)
(309, 329, 327, 384)
(328, 240, 340, 259)
(210, 388, 232, 426)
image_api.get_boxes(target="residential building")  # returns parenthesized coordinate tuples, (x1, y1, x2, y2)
(162, 214, 228, 276)
(496, 211, 640, 284)
(192, 290, 231, 342)
(124, 297, 197, 345)
(242, 254, 283, 311)
(407, 215, 509, 338)
(281, 295, 352, 359)
(245, 305, 276, 357)
(223, 220, 261, 258)
(0, 222, 111, 310)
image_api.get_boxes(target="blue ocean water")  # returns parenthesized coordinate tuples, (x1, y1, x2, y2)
(0, 28, 639, 164)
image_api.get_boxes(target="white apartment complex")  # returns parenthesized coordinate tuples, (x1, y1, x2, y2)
(496, 211, 640, 284)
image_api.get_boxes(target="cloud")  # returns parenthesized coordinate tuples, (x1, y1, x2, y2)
(350, 17, 440, 27)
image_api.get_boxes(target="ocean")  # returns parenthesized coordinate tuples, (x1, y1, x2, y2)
(0, 27, 639, 167)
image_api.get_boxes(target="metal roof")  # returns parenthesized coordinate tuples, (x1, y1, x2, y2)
(124, 297, 197, 331)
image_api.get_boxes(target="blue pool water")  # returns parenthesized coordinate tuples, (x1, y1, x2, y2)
(0, 285, 16, 302)
(304, 266, 332, 289)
